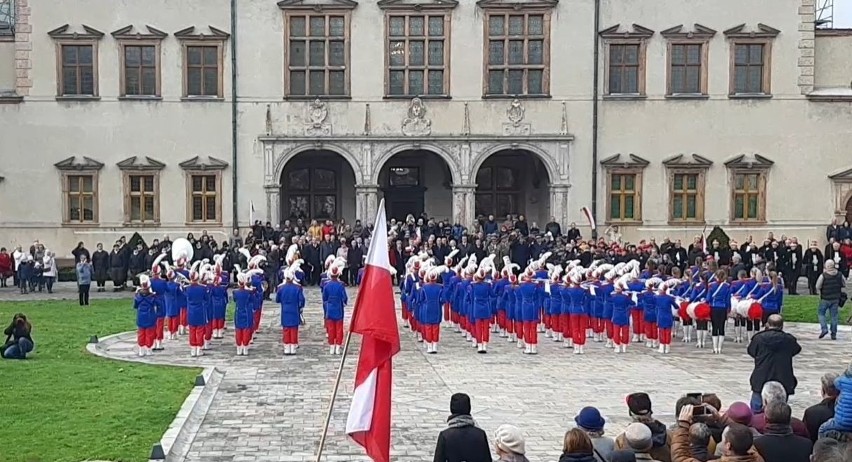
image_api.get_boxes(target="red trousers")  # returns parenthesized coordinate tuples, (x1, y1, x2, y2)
(523, 321, 538, 345)
(506, 318, 515, 334)
(659, 328, 672, 345)
(137, 327, 155, 347)
(572, 314, 588, 345)
(631, 310, 644, 335)
(561, 314, 572, 338)
(401, 302, 409, 321)
(325, 319, 344, 345)
(204, 323, 213, 341)
(155, 318, 164, 340)
(253, 309, 262, 331)
(614, 324, 630, 345)
(475, 319, 491, 343)
(443, 303, 451, 322)
(543, 312, 551, 329)
(188, 326, 205, 346)
(167, 317, 179, 334)
(282, 327, 299, 344)
(644, 322, 658, 340)
(592, 317, 604, 334)
(604, 320, 614, 339)
(423, 324, 440, 343)
(179, 308, 188, 327)
(212, 319, 225, 330)
(514, 320, 524, 338)
(496, 311, 507, 330)
(451, 312, 459, 324)
(235, 328, 252, 346)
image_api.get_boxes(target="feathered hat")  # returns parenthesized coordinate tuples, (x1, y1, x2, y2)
(453, 256, 469, 275)
(329, 258, 345, 278)
(213, 253, 225, 275)
(549, 264, 563, 282)
(138, 274, 153, 294)
(445, 249, 459, 266)
(151, 252, 167, 277)
(286, 244, 300, 266)
(645, 276, 663, 289)
(426, 265, 446, 283)
(189, 260, 203, 282)
(246, 268, 264, 287)
(324, 254, 337, 270)
(248, 254, 266, 269)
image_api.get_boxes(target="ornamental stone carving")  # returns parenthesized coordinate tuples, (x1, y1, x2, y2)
(401, 97, 432, 137)
(503, 98, 531, 136)
(304, 98, 331, 136)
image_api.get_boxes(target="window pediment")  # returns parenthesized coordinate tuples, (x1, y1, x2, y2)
(277, 0, 358, 11)
(600, 153, 649, 169)
(660, 24, 716, 40)
(111, 25, 168, 40)
(117, 156, 166, 171)
(174, 26, 230, 41)
(599, 24, 654, 40)
(47, 24, 104, 40)
(476, 0, 558, 10)
(55, 156, 104, 171)
(378, 0, 458, 10)
(724, 154, 773, 170)
(179, 156, 229, 171)
(723, 23, 780, 39)
(662, 153, 713, 169)
(829, 167, 852, 182)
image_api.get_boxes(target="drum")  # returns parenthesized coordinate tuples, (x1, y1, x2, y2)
(678, 301, 691, 321)
(686, 302, 711, 321)
(733, 299, 763, 320)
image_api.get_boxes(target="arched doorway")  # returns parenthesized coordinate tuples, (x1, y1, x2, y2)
(280, 150, 356, 223)
(377, 150, 453, 223)
(474, 149, 550, 225)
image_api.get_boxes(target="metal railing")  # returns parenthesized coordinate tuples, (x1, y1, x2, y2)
(0, 0, 14, 35)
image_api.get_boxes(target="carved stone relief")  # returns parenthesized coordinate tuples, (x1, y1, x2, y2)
(401, 98, 432, 136)
(502, 99, 531, 136)
(304, 99, 332, 136)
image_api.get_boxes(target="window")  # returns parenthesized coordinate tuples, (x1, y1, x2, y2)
(188, 174, 220, 223)
(386, 14, 449, 97)
(388, 167, 420, 187)
(731, 172, 766, 222)
(185, 45, 221, 97)
(669, 172, 705, 222)
(286, 13, 349, 97)
(608, 172, 641, 222)
(64, 174, 98, 223)
(126, 174, 158, 223)
(731, 43, 769, 95)
(60, 44, 96, 96)
(0, 0, 13, 36)
(283, 166, 339, 220)
(121, 44, 159, 97)
(607, 44, 641, 95)
(668, 43, 706, 95)
(475, 166, 520, 218)
(484, 11, 549, 96)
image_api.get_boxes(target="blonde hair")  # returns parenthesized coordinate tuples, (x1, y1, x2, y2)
(562, 428, 593, 454)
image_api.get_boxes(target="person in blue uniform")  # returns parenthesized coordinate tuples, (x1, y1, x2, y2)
(184, 265, 208, 357)
(202, 273, 215, 349)
(609, 279, 633, 353)
(175, 261, 190, 335)
(471, 269, 493, 354)
(655, 281, 680, 354)
(419, 267, 445, 354)
(756, 271, 783, 325)
(456, 268, 473, 341)
(641, 279, 659, 348)
(729, 269, 750, 343)
(249, 265, 265, 336)
(503, 273, 518, 343)
(277, 267, 306, 356)
(708, 269, 731, 354)
(518, 270, 539, 354)
(211, 269, 229, 339)
(627, 276, 646, 342)
(534, 266, 549, 334)
(134, 275, 157, 357)
(149, 257, 169, 350)
(558, 273, 573, 348)
(233, 272, 255, 355)
(164, 268, 182, 340)
(548, 268, 564, 343)
(322, 265, 348, 355)
(599, 274, 615, 348)
(442, 251, 459, 326)
(566, 275, 587, 354)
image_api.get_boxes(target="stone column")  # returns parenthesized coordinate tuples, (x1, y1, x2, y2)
(549, 183, 571, 229)
(355, 184, 380, 221)
(265, 185, 280, 225)
(452, 184, 477, 227)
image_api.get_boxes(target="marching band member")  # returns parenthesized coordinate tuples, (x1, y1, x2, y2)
(320, 254, 336, 289)
(471, 258, 494, 354)
(548, 265, 564, 343)
(247, 254, 267, 334)
(164, 264, 182, 340)
(628, 270, 647, 343)
(559, 272, 573, 348)
(211, 255, 229, 339)
(518, 267, 539, 354)
(441, 253, 458, 327)
(185, 261, 208, 357)
(233, 268, 255, 355)
(284, 244, 305, 285)
(134, 274, 157, 357)
(609, 276, 633, 353)
(202, 267, 215, 350)
(641, 278, 659, 348)
(534, 262, 549, 334)
(321, 262, 348, 355)
(419, 266, 445, 354)
(744, 267, 764, 340)
(447, 257, 467, 332)
(654, 280, 680, 354)
(175, 256, 190, 335)
(503, 269, 520, 343)
(730, 269, 750, 343)
(566, 271, 587, 354)
(458, 257, 477, 342)
(756, 271, 783, 325)
(671, 268, 693, 343)
(708, 269, 731, 354)
(600, 270, 616, 348)
(149, 253, 168, 350)
(277, 262, 306, 356)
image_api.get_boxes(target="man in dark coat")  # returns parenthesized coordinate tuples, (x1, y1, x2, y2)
(753, 402, 812, 462)
(509, 234, 531, 269)
(432, 393, 491, 462)
(804, 241, 825, 295)
(91, 243, 110, 292)
(748, 315, 801, 407)
(109, 244, 127, 291)
(782, 241, 803, 295)
(803, 372, 838, 443)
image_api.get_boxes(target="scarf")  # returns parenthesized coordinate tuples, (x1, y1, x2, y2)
(763, 423, 793, 436)
(446, 414, 477, 429)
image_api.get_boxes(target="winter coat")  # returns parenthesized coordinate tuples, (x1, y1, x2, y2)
(827, 375, 852, 431)
(185, 284, 209, 327)
(418, 282, 443, 325)
(671, 425, 763, 462)
(432, 414, 492, 462)
(134, 293, 157, 329)
(803, 398, 835, 443)
(75, 262, 93, 285)
(322, 280, 348, 321)
(91, 250, 110, 281)
(233, 289, 254, 329)
(42, 256, 57, 278)
(615, 419, 672, 462)
(753, 424, 812, 462)
(707, 281, 731, 310)
(747, 328, 801, 395)
(558, 453, 597, 462)
(277, 282, 305, 328)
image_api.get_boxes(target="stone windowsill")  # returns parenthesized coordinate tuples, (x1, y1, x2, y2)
(665, 94, 710, 100)
(119, 95, 163, 102)
(482, 94, 552, 100)
(284, 95, 352, 101)
(180, 96, 225, 102)
(56, 95, 101, 102)
(602, 94, 647, 101)
(0, 95, 24, 104)
(728, 93, 773, 100)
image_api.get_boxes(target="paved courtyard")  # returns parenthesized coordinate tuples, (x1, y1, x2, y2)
(89, 287, 849, 462)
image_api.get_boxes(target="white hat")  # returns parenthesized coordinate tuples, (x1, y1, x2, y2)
(494, 424, 525, 455)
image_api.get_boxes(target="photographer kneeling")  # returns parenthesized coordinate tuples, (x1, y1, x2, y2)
(2, 313, 34, 359)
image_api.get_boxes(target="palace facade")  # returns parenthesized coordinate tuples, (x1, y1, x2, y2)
(1, 0, 851, 250)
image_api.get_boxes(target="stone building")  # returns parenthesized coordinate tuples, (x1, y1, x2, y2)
(1, 0, 851, 251)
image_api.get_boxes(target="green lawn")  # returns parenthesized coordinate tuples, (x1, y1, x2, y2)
(0, 299, 199, 462)
(781, 294, 852, 324)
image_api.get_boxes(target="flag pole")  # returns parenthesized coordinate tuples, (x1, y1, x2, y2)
(315, 330, 355, 462)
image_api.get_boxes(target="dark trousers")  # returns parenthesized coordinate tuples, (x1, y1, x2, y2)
(785, 274, 799, 295)
(311, 264, 321, 286)
(807, 274, 819, 295)
(78, 284, 90, 306)
(710, 309, 727, 336)
(45, 276, 54, 293)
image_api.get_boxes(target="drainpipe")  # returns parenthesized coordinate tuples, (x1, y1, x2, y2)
(230, 0, 239, 231)
(591, 0, 601, 239)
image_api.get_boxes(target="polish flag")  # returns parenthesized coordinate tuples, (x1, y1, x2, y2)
(345, 200, 400, 462)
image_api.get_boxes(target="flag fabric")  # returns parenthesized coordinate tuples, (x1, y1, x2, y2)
(249, 200, 256, 224)
(345, 200, 400, 462)
(701, 226, 708, 254)
(581, 206, 596, 231)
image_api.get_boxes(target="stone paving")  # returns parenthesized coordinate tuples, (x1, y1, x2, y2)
(88, 287, 850, 462)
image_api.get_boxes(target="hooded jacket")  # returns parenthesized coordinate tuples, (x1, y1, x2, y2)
(671, 425, 764, 462)
(615, 419, 672, 462)
(432, 414, 491, 462)
(746, 328, 801, 395)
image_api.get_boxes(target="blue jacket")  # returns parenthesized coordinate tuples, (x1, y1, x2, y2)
(418, 282, 444, 325)
(599, 283, 615, 319)
(760, 282, 783, 313)
(134, 293, 157, 328)
(150, 277, 168, 319)
(250, 274, 265, 312)
(628, 281, 645, 310)
(185, 284, 208, 327)
(641, 290, 657, 323)
(655, 293, 678, 329)
(549, 284, 563, 316)
(75, 263, 92, 285)
(322, 280, 348, 321)
(276, 283, 305, 328)
(233, 288, 254, 329)
(559, 284, 572, 315)
(821, 375, 852, 435)
(566, 286, 586, 315)
(504, 284, 517, 320)
(470, 281, 492, 320)
(211, 284, 228, 321)
(610, 292, 632, 326)
(164, 281, 180, 318)
(456, 279, 471, 317)
(494, 278, 509, 312)
(708, 281, 732, 310)
(518, 281, 539, 322)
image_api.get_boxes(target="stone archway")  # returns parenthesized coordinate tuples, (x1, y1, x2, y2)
(472, 149, 551, 226)
(374, 149, 454, 223)
(278, 150, 357, 224)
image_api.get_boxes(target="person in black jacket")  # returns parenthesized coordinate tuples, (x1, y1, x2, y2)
(433, 393, 491, 462)
(804, 241, 825, 295)
(109, 243, 127, 291)
(803, 372, 838, 443)
(91, 243, 110, 292)
(2, 313, 34, 359)
(782, 241, 803, 295)
(748, 315, 801, 410)
(71, 241, 90, 264)
(753, 402, 812, 462)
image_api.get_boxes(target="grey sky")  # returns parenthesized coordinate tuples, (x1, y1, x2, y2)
(834, 0, 852, 27)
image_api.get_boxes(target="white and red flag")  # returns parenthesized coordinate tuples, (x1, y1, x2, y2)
(345, 200, 400, 462)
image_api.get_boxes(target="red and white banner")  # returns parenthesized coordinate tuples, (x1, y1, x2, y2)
(345, 200, 400, 462)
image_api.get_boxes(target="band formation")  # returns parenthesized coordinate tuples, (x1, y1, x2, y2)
(130, 235, 784, 359)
